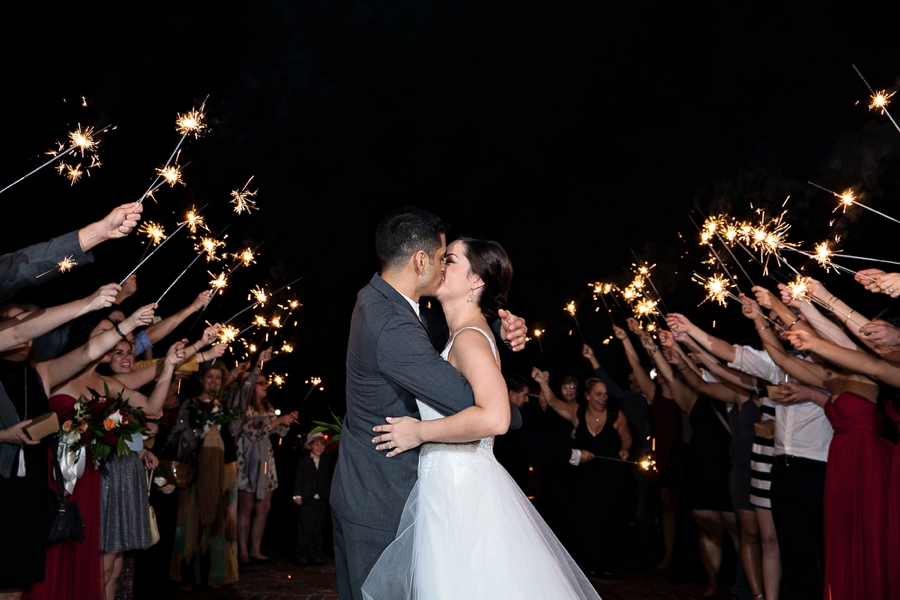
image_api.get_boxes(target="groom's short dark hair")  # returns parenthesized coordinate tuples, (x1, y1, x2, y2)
(375, 207, 448, 271)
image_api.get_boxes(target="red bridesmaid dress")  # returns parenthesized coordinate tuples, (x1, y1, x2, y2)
(26, 395, 104, 600)
(885, 401, 900, 599)
(822, 392, 894, 600)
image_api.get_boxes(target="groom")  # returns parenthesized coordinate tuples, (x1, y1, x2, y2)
(331, 207, 526, 599)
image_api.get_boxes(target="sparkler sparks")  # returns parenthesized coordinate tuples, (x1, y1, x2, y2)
(788, 276, 809, 299)
(250, 286, 268, 306)
(175, 106, 208, 138)
(281, 342, 294, 354)
(138, 221, 167, 246)
(564, 301, 576, 317)
(59, 162, 83, 184)
(634, 299, 658, 318)
(181, 207, 208, 234)
(196, 237, 225, 262)
(68, 125, 98, 157)
(695, 273, 731, 307)
(234, 248, 257, 267)
(209, 271, 228, 290)
(218, 325, 240, 344)
(813, 241, 840, 271)
(36, 255, 78, 278)
(253, 315, 268, 327)
(869, 90, 895, 111)
(230, 177, 258, 214)
(156, 164, 184, 187)
(269, 374, 288, 388)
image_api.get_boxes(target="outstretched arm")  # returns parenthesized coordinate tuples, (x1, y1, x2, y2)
(787, 279, 864, 350)
(531, 367, 578, 425)
(39, 303, 157, 394)
(146, 290, 213, 345)
(666, 313, 736, 363)
(787, 329, 900, 387)
(0, 284, 119, 353)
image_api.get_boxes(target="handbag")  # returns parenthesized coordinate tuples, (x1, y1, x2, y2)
(47, 446, 84, 544)
(156, 459, 193, 489)
(146, 471, 159, 546)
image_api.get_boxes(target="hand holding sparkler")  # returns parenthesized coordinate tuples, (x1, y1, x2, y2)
(859, 321, 900, 349)
(77, 202, 144, 251)
(83, 283, 121, 315)
(751, 286, 778, 310)
(612, 324, 628, 340)
(127, 303, 158, 330)
(778, 283, 805, 309)
(530, 367, 548, 385)
(785, 329, 817, 353)
(658, 330, 676, 349)
(777, 381, 831, 405)
(498, 309, 527, 351)
(166, 340, 188, 367)
(738, 294, 764, 322)
(665, 313, 691, 335)
(855, 269, 900, 298)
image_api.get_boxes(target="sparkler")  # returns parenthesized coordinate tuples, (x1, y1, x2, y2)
(137, 96, 209, 204)
(209, 271, 228, 291)
(233, 247, 257, 267)
(118, 217, 193, 286)
(196, 236, 226, 262)
(690, 214, 743, 294)
(533, 329, 545, 356)
(808, 181, 900, 226)
(787, 275, 809, 299)
(218, 325, 240, 345)
(591, 282, 617, 326)
(36, 255, 77, 278)
(302, 377, 324, 402)
(0, 124, 111, 195)
(853, 64, 900, 135)
(695, 273, 732, 307)
(230, 176, 258, 214)
(180, 206, 209, 234)
(564, 301, 586, 343)
(269, 374, 288, 388)
(222, 277, 305, 326)
(138, 221, 167, 246)
(156, 224, 230, 304)
(280, 342, 294, 354)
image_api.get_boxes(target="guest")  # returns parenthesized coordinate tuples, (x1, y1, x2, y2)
(493, 374, 540, 492)
(235, 348, 298, 565)
(544, 376, 632, 577)
(169, 362, 240, 590)
(293, 432, 335, 566)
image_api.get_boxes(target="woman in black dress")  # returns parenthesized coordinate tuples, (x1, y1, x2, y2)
(545, 376, 632, 577)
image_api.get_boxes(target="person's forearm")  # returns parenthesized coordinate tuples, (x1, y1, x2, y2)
(810, 337, 900, 387)
(687, 323, 736, 363)
(799, 300, 861, 351)
(418, 403, 511, 443)
(77, 220, 112, 253)
(141, 362, 177, 415)
(146, 306, 195, 345)
(0, 296, 92, 352)
(687, 339, 756, 390)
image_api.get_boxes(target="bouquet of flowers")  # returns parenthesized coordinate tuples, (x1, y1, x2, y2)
(188, 393, 240, 437)
(56, 384, 146, 464)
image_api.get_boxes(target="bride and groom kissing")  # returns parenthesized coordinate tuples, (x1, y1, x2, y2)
(331, 207, 600, 599)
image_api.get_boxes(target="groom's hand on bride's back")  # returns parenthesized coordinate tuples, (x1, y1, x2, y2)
(498, 309, 527, 352)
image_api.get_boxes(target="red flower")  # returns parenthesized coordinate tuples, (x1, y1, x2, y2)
(102, 429, 118, 445)
(91, 400, 109, 418)
(80, 429, 95, 444)
(55, 404, 75, 422)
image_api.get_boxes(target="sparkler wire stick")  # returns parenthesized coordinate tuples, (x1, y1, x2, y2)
(715, 232, 757, 288)
(187, 242, 265, 335)
(137, 96, 209, 204)
(155, 223, 229, 304)
(808, 181, 900, 226)
(853, 64, 900, 135)
(736, 241, 789, 283)
(0, 124, 113, 195)
(629, 250, 671, 315)
(119, 219, 190, 285)
(223, 276, 304, 326)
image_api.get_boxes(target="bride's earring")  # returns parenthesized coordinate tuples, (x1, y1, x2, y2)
(467, 289, 474, 303)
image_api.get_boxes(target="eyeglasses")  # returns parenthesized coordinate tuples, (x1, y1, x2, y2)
(562, 385, 576, 390)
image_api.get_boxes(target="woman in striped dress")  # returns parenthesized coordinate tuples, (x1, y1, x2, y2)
(749, 396, 779, 600)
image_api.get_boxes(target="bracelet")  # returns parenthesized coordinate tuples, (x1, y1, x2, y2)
(649, 346, 659, 355)
(756, 324, 770, 331)
(198, 351, 205, 362)
(787, 317, 799, 330)
(844, 310, 856, 324)
(114, 323, 127, 338)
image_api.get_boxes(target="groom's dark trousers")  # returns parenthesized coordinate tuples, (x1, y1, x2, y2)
(331, 274, 476, 599)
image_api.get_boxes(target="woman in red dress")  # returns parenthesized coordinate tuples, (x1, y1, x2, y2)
(786, 330, 894, 600)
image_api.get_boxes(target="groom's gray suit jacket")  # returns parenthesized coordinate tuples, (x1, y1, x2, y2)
(331, 274, 475, 532)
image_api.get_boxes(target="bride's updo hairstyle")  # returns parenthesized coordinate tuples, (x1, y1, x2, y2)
(458, 237, 512, 319)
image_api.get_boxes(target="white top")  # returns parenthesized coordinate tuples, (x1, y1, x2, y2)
(729, 344, 832, 462)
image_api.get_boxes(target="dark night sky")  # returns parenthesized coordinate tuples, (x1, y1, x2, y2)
(3, 1, 900, 419)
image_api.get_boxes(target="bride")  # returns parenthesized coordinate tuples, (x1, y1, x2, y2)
(363, 237, 600, 599)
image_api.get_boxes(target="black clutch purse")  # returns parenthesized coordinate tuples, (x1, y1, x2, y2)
(47, 446, 84, 544)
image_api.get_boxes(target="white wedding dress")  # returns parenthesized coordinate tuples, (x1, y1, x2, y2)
(362, 327, 600, 599)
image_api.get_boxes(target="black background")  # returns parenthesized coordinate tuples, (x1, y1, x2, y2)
(3, 1, 900, 422)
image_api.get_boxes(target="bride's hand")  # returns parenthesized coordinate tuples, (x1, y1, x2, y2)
(373, 416, 423, 457)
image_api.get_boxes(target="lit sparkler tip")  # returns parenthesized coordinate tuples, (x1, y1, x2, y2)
(138, 221, 167, 246)
(288, 299, 300, 310)
(69, 125, 97, 156)
(181, 207, 208, 234)
(209, 271, 228, 290)
(250, 286, 268, 306)
(869, 90, 895, 111)
(218, 325, 240, 344)
(564, 301, 576, 317)
(175, 107, 208, 138)
(281, 342, 294, 354)
(234, 248, 257, 266)
(58, 256, 76, 273)
(269, 373, 288, 388)
(253, 315, 268, 327)
(197, 237, 225, 262)
(156, 164, 184, 187)
(699, 273, 730, 307)
(533, 329, 543, 338)
(230, 178, 259, 214)
(788, 276, 809, 299)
